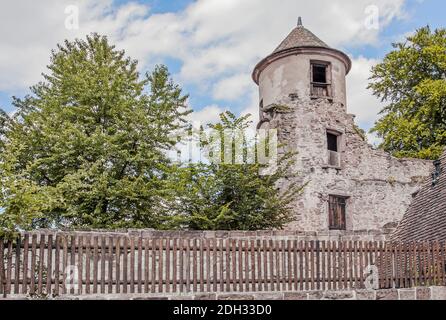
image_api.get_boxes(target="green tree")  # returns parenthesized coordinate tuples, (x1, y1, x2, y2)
(0, 34, 190, 233)
(162, 112, 303, 231)
(369, 26, 446, 159)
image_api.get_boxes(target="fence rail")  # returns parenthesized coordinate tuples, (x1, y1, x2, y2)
(0, 233, 445, 297)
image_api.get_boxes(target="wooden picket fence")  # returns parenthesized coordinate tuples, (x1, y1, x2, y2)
(0, 233, 445, 297)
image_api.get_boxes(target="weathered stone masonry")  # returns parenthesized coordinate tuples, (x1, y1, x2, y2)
(252, 20, 433, 233)
(6, 287, 446, 301)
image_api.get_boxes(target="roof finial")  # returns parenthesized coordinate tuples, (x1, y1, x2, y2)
(297, 16, 303, 27)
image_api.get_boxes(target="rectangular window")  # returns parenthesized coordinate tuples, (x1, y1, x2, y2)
(327, 132, 338, 152)
(328, 195, 347, 230)
(312, 64, 327, 83)
(326, 130, 341, 167)
(311, 61, 332, 98)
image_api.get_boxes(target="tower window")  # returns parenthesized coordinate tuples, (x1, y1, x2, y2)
(312, 64, 327, 83)
(311, 61, 332, 98)
(326, 130, 341, 167)
(327, 132, 338, 152)
(328, 195, 347, 230)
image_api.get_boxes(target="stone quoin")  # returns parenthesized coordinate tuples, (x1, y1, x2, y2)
(252, 18, 434, 233)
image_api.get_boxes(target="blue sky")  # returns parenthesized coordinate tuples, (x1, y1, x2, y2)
(0, 0, 444, 140)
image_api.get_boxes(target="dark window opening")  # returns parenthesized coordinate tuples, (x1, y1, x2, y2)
(312, 64, 327, 83)
(311, 62, 331, 98)
(329, 195, 347, 230)
(327, 132, 338, 152)
(432, 160, 442, 186)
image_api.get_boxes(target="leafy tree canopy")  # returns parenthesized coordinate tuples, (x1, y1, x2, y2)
(0, 34, 303, 235)
(162, 111, 303, 231)
(0, 34, 190, 232)
(369, 26, 446, 159)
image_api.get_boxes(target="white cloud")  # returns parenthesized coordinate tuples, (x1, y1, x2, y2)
(0, 0, 408, 130)
(212, 73, 252, 101)
(346, 56, 384, 130)
(187, 104, 225, 127)
(366, 132, 383, 147)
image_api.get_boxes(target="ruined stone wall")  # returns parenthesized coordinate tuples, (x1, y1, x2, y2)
(5, 287, 446, 300)
(261, 95, 432, 232)
(255, 43, 433, 233)
(20, 228, 393, 242)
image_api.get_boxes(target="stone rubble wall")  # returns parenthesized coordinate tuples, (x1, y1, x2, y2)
(3, 287, 446, 300)
(26, 228, 393, 242)
(267, 96, 433, 232)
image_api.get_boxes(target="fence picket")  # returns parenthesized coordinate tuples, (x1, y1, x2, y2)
(101, 236, 106, 294)
(144, 238, 150, 294)
(192, 239, 197, 293)
(262, 240, 267, 291)
(426, 242, 433, 286)
(129, 237, 135, 294)
(77, 236, 83, 295)
(310, 241, 315, 291)
(304, 241, 309, 291)
(61, 236, 67, 295)
(336, 241, 342, 290)
(37, 235, 44, 295)
(54, 235, 60, 296)
(219, 239, 224, 292)
(46, 235, 53, 295)
(122, 237, 128, 294)
(115, 237, 120, 294)
(137, 237, 143, 294)
(232, 239, 237, 292)
(178, 239, 184, 293)
(158, 238, 164, 293)
(0, 240, 3, 295)
(1, 234, 445, 298)
(69, 235, 76, 295)
(14, 237, 21, 294)
(22, 235, 29, 295)
(166, 238, 171, 293)
(85, 236, 91, 294)
(213, 239, 218, 292)
(237, 240, 242, 291)
(108, 236, 114, 294)
(442, 242, 446, 286)
(151, 238, 156, 293)
(343, 241, 348, 289)
(185, 239, 191, 293)
(409, 242, 415, 288)
(287, 240, 292, 291)
(206, 238, 211, 292)
(417, 242, 424, 287)
(327, 241, 332, 291)
(293, 240, 298, 291)
(192, 239, 198, 292)
(199, 239, 204, 293)
(251, 240, 256, 292)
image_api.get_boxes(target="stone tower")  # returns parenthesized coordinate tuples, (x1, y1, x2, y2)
(252, 19, 434, 233)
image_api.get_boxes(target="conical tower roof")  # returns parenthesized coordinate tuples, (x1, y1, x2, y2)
(252, 18, 351, 84)
(273, 22, 329, 53)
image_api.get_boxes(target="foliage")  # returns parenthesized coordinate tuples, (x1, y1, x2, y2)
(0, 34, 303, 233)
(0, 34, 190, 232)
(353, 124, 367, 142)
(161, 112, 303, 231)
(368, 26, 446, 160)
